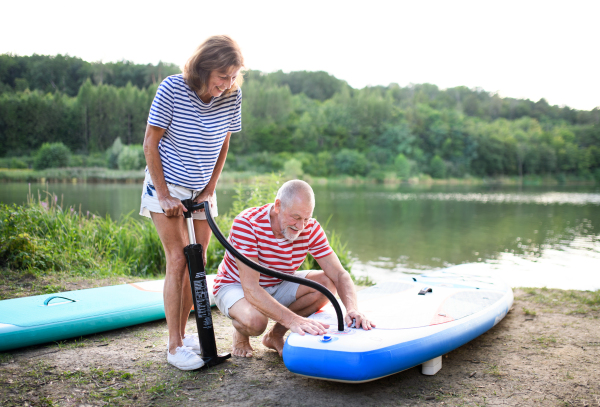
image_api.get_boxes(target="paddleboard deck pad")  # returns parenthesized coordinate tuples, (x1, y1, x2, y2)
(0, 276, 215, 352)
(283, 269, 513, 383)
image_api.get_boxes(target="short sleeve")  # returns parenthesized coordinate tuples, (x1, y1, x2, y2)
(307, 221, 333, 259)
(229, 215, 258, 258)
(147, 77, 175, 129)
(228, 88, 242, 133)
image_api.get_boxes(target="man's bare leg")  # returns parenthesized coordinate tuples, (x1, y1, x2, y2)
(262, 271, 335, 356)
(229, 299, 269, 357)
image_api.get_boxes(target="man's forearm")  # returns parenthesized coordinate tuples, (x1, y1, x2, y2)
(336, 272, 359, 313)
(316, 253, 359, 312)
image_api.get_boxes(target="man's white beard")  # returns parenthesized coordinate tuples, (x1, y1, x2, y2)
(282, 226, 300, 242)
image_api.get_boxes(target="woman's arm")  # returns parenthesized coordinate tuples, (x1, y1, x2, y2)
(193, 132, 232, 206)
(143, 124, 186, 217)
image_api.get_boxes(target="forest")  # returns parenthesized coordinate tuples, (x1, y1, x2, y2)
(1, 53, 599, 180)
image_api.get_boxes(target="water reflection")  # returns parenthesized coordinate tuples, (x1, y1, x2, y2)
(312, 185, 600, 270)
(380, 192, 600, 205)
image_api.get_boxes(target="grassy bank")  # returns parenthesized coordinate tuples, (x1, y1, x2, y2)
(0, 175, 357, 301)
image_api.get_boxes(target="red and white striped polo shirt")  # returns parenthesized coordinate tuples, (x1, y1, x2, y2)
(212, 204, 333, 295)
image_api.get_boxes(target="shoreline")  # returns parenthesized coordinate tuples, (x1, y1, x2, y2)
(1, 168, 597, 187)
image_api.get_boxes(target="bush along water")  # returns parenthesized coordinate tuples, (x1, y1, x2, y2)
(1, 176, 355, 280)
(0, 189, 165, 278)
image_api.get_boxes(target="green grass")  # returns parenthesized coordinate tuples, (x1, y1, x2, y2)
(535, 336, 558, 347)
(0, 174, 357, 298)
(0, 189, 166, 278)
(516, 287, 600, 315)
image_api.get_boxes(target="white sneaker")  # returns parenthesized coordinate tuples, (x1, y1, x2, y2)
(167, 334, 202, 355)
(182, 334, 202, 355)
(167, 346, 204, 371)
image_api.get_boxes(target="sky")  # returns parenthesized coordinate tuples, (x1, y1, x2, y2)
(1, 0, 598, 110)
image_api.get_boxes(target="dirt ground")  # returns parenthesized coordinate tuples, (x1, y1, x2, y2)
(1, 280, 599, 407)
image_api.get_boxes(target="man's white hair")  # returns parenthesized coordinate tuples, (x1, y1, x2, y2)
(275, 180, 315, 210)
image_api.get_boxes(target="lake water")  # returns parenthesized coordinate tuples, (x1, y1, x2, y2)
(2, 181, 600, 290)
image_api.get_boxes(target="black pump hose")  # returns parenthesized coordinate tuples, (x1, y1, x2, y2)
(184, 200, 345, 332)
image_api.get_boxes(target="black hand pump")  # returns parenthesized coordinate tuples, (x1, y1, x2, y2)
(181, 200, 231, 367)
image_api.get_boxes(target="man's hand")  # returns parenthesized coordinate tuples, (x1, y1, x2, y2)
(159, 195, 187, 217)
(345, 310, 376, 330)
(289, 315, 329, 336)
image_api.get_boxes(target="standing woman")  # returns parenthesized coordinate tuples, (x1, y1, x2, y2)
(140, 35, 243, 370)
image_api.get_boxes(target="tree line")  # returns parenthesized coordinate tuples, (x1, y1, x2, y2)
(1, 53, 599, 179)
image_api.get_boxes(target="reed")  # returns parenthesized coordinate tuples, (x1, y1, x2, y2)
(0, 187, 165, 277)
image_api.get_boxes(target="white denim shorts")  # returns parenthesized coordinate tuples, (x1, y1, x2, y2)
(214, 269, 313, 319)
(139, 172, 218, 220)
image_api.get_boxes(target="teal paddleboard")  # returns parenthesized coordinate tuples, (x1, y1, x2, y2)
(0, 277, 215, 352)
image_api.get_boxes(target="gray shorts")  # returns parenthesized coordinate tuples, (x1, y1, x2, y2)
(139, 172, 218, 220)
(214, 269, 313, 318)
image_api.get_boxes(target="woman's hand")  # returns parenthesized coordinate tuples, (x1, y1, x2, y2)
(159, 194, 187, 217)
(192, 188, 216, 213)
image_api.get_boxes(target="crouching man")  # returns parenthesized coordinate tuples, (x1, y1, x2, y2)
(212, 180, 375, 357)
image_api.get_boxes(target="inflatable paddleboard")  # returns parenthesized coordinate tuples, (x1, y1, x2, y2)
(283, 268, 513, 383)
(0, 276, 216, 352)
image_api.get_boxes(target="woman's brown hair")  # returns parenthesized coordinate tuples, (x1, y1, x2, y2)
(183, 35, 244, 97)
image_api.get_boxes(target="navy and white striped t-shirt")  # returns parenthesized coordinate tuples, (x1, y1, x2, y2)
(147, 74, 242, 190)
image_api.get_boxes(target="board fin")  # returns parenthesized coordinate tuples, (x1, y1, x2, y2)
(421, 356, 442, 375)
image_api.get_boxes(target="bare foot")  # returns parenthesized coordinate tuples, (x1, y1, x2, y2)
(232, 328, 253, 357)
(262, 328, 285, 356)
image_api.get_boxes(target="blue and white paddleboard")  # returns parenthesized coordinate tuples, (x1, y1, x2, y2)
(0, 276, 216, 352)
(283, 268, 513, 383)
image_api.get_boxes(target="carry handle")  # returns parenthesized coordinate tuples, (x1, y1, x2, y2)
(43, 296, 77, 306)
(183, 201, 205, 219)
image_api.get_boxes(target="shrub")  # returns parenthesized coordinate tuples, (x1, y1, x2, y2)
(33, 142, 71, 170)
(334, 149, 368, 176)
(305, 151, 333, 177)
(69, 155, 85, 167)
(395, 154, 411, 179)
(429, 155, 447, 179)
(86, 153, 109, 168)
(0, 157, 29, 169)
(117, 145, 145, 170)
(106, 137, 124, 169)
(283, 158, 304, 179)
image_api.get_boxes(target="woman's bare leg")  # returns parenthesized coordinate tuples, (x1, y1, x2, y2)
(150, 212, 189, 354)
